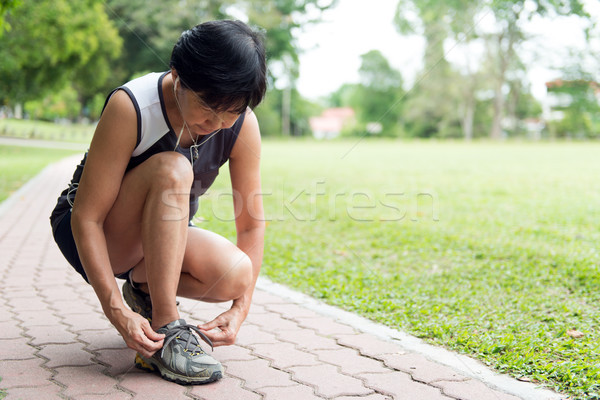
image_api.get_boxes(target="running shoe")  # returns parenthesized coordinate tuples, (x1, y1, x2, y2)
(135, 319, 223, 385)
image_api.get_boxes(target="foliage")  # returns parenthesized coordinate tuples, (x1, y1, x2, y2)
(547, 79, 600, 139)
(327, 51, 405, 137)
(394, 0, 477, 139)
(196, 139, 600, 399)
(104, 0, 335, 86)
(355, 50, 405, 137)
(93, 0, 334, 132)
(0, 0, 122, 105)
(481, 0, 590, 139)
(0, 0, 19, 34)
(24, 85, 82, 122)
(392, 0, 593, 139)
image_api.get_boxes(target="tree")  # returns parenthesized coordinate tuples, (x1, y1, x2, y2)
(483, 0, 590, 139)
(103, 0, 222, 85)
(354, 50, 404, 137)
(547, 76, 600, 138)
(0, 0, 122, 107)
(394, 0, 478, 138)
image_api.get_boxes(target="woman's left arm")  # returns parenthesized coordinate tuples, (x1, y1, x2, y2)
(199, 110, 265, 345)
(229, 110, 265, 314)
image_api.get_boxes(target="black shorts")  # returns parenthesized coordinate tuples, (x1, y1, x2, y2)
(52, 210, 128, 283)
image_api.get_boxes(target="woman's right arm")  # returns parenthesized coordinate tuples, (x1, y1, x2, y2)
(71, 90, 164, 357)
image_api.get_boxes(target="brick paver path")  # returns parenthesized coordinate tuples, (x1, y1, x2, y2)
(0, 155, 564, 399)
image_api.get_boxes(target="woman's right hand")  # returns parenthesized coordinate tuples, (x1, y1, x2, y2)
(111, 308, 165, 358)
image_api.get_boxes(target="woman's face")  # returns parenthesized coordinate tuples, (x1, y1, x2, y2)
(176, 84, 241, 136)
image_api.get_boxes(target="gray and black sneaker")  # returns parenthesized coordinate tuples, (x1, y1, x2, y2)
(135, 319, 223, 385)
(122, 277, 153, 321)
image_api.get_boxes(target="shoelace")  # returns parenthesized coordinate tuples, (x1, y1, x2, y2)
(161, 324, 214, 358)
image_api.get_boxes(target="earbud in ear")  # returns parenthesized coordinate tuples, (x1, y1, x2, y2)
(175, 76, 180, 91)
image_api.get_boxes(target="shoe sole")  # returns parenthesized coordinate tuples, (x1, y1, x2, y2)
(135, 353, 223, 385)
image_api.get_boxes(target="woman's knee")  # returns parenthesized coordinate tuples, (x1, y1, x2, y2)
(214, 252, 253, 301)
(147, 152, 194, 189)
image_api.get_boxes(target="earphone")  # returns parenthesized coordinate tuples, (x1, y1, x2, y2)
(174, 76, 180, 92)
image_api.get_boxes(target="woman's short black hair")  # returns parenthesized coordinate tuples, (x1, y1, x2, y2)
(170, 20, 267, 114)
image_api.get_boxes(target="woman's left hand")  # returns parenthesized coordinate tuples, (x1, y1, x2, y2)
(198, 306, 247, 347)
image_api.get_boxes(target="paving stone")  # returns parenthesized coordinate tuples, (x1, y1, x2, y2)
(2, 276, 40, 289)
(119, 369, 195, 399)
(245, 312, 302, 331)
(61, 313, 113, 331)
(251, 290, 289, 305)
(314, 348, 391, 375)
(51, 299, 100, 315)
(54, 364, 120, 398)
(264, 302, 322, 319)
(333, 395, 392, 400)
(7, 296, 50, 312)
(381, 353, 467, 384)
(190, 376, 262, 400)
(26, 324, 78, 345)
(434, 379, 522, 400)
(234, 323, 280, 347)
(2, 265, 35, 277)
(365, 371, 455, 399)
(94, 348, 137, 377)
(0, 358, 52, 388)
(258, 384, 323, 400)
(3, 289, 37, 298)
(212, 344, 257, 362)
(276, 328, 341, 351)
(0, 337, 37, 360)
(296, 316, 357, 336)
(38, 342, 95, 368)
(246, 303, 269, 314)
(16, 309, 63, 327)
(34, 272, 69, 286)
(0, 305, 14, 322)
(289, 364, 373, 398)
(77, 328, 128, 351)
(335, 334, 404, 359)
(3, 384, 63, 399)
(71, 285, 98, 300)
(75, 390, 133, 400)
(0, 320, 24, 338)
(225, 359, 294, 390)
(37, 287, 81, 301)
(251, 342, 319, 369)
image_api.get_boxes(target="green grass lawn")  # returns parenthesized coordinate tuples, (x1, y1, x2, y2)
(0, 145, 81, 202)
(195, 139, 600, 399)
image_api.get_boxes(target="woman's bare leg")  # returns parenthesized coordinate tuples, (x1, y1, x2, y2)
(102, 151, 193, 329)
(130, 226, 253, 303)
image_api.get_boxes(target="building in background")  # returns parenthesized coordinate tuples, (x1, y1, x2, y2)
(309, 107, 355, 139)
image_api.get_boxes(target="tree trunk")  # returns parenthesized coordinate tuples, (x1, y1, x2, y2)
(463, 97, 475, 141)
(490, 81, 504, 140)
(281, 86, 291, 136)
(14, 103, 23, 119)
(489, 11, 520, 139)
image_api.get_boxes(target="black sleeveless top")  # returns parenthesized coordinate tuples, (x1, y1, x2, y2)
(50, 72, 243, 233)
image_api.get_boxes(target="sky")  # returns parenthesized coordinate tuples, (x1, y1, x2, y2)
(295, 0, 600, 102)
